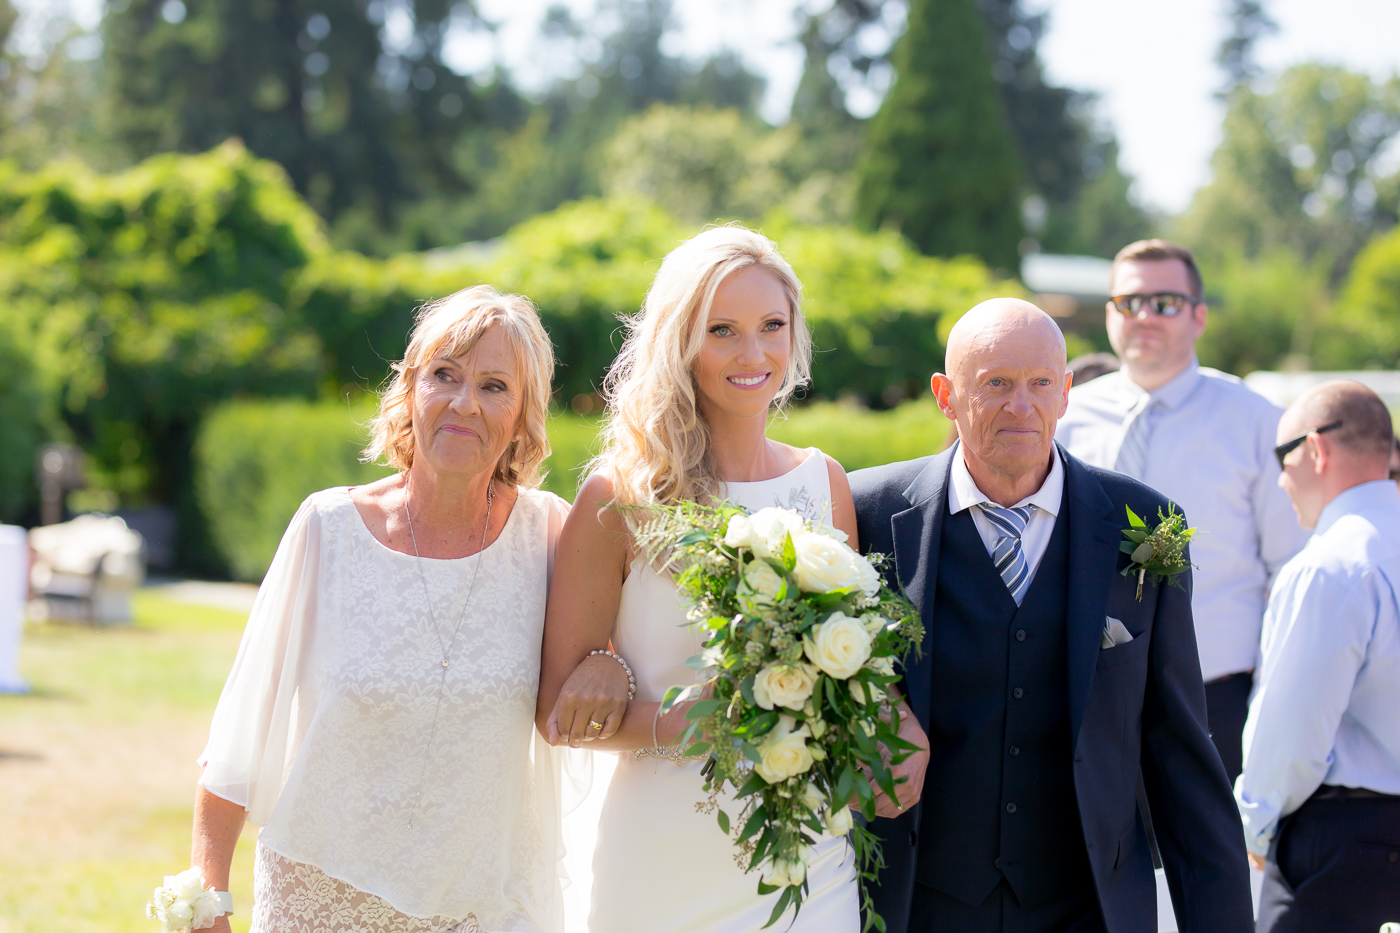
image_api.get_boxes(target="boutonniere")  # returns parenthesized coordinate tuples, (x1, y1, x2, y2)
(1120, 505, 1196, 601)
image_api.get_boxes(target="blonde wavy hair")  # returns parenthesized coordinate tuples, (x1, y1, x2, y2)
(595, 225, 812, 507)
(364, 285, 555, 488)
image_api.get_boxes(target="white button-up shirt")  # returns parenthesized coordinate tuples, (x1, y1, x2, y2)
(1056, 361, 1309, 681)
(947, 441, 1064, 599)
(1234, 480, 1400, 855)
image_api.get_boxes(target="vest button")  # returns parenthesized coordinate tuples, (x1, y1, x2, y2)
(1013, 687, 1024, 699)
(1006, 802, 1018, 813)
(1009, 745, 1020, 756)
(993, 857, 1002, 869)
(1015, 629, 1027, 642)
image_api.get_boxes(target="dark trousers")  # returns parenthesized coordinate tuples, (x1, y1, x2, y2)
(1257, 791, 1400, 933)
(908, 879, 1104, 933)
(1204, 670, 1252, 786)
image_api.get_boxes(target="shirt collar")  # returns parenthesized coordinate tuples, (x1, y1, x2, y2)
(948, 440, 1064, 517)
(1122, 358, 1203, 412)
(1315, 479, 1400, 536)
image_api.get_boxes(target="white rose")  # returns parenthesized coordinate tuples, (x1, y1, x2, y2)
(803, 612, 873, 679)
(849, 679, 886, 705)
(169, 868, 205, 901)
(762, 856, 808, 888)
(867, 655, 896, 677)
(724, 513, 755, 548)
(800, 781, 825, 812)
(826, 805, 854, 836)
(188, 890, 224, 930)
(748, 507, 804, 561)
(755, 714, 815, 783)
(791, 530, 881, 595)
(742, 558, 786, 604)
(753, 662, 818, 711)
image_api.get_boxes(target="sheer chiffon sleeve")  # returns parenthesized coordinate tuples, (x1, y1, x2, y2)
(197, 494, 323, 825)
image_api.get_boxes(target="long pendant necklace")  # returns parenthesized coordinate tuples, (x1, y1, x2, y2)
(401, 477, 494, 831)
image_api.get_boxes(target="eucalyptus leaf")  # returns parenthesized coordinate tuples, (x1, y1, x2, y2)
(1131, 541, 1155, 563)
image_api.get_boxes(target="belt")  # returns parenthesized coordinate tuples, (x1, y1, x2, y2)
(1311, 785, 1400, 802)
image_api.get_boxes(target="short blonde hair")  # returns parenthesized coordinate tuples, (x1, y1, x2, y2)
(365, 285, 555, 488)
(596, 225, 812, 507)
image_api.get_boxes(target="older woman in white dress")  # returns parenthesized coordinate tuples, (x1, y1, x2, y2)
(536, 226, 929, 932)
(190, 286, 570, 933)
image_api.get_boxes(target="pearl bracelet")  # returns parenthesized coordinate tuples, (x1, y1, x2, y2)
(589, 648, 637, 700)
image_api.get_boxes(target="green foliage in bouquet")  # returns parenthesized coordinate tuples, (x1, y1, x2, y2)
(632, 502, 924, 931)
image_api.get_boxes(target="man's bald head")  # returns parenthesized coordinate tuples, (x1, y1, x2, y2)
(945, 298, 1067, 377)
(932, 298, 1072, 505)
(1282, 380, 1393, 466)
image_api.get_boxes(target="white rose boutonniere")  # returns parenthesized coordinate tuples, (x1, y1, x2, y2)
(755, 714, 816, 783)
(804, 611, 873, 679)
(753, 662, 819, 711)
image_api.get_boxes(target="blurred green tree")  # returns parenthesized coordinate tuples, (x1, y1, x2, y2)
(1320, 223, 1400, 369)
(101, 0, 517, 241)
(0, 142, 327, 570)
(855, 0, 1023, 269)
(1178, 64, 1400, 281)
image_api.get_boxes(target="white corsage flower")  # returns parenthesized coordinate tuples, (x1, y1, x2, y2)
(790, 529, 881, 595)
(755, 714, 815, 783)
(826, 805, 854, 836)
(804, 612, 874, 680)
(146, 868, 223, 933)
(753, 661, 819, 711)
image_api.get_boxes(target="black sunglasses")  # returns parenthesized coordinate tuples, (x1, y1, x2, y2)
(1110, 292, 1197, 317)
(1274, 420, 1343, 469)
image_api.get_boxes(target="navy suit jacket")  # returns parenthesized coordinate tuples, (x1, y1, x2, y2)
(850, 444, 1253, 933)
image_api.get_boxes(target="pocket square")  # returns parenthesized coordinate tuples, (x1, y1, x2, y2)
(1101, 616, 1134, 649)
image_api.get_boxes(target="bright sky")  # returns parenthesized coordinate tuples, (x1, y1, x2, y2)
(18, 0, 1400, 215)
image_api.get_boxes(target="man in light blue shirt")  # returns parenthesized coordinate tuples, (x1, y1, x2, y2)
(1057, 239, 1309, 785)
(1236, 379, 1400, 932)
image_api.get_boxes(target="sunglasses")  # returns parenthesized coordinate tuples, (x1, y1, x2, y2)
(1274, 420, 1343, 469)
(1110, 293, 1198, 317)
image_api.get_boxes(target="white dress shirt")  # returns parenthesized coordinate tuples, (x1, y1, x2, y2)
(947, 441, 1064, 599)
(1234, 480, 1400, 855)
(1057, 361, 1310, 681)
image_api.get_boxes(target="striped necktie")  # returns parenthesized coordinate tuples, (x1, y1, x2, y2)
(979, 503, 1038, 605)
(1115, 396, 1156, 480)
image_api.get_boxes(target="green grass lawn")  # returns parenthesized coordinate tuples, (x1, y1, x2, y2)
(0, 592, 257, 933)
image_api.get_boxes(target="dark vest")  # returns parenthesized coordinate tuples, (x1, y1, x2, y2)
(916, 496, 1094, 908)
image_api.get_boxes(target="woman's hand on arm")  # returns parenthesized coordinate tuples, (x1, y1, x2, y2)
(536, 473, 632, 747)
(191, 785, 248, 933)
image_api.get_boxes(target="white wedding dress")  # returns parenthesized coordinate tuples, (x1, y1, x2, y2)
(589, 448, 861, 933)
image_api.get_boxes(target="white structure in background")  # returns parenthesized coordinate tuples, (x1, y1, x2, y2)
(0, 525, 29, 693)
(1245, 370, 1400, 409)
(28, 515, 146, 624)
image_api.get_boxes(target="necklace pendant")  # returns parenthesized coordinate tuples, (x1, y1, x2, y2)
(441, 660, 449, 669)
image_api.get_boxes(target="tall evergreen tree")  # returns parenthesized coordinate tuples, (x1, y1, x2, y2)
(855, 0, 1023, 268)
(1216, 0, 1277, 97)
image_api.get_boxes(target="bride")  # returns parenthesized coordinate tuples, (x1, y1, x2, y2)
(536, 225, 922, 932)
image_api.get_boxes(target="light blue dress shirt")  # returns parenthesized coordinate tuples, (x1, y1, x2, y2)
(1057, 361, 1310, 681)
(1234, 480, 1400, 855)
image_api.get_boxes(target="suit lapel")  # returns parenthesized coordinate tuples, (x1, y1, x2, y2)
(892, 448, 953, 729)
(1061, 445, 1125, 747)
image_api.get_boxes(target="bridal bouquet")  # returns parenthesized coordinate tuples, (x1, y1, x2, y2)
(633, 503, 924, 931)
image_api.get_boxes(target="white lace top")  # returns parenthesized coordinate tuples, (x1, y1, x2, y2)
(198, 486, 571, 930)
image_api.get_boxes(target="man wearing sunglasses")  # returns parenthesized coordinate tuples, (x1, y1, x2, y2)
(1236, 380, 1400, 932)
(1057, 239, 1308, 788)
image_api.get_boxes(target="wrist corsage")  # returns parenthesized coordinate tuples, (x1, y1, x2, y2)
(145, 868, 231, 932)
(1120, 504, 1196, 601)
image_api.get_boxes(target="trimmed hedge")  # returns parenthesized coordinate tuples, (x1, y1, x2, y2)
(196, 397, 953, 580)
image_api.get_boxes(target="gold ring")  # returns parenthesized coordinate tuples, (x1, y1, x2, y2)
(588, 719, 604, 730)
